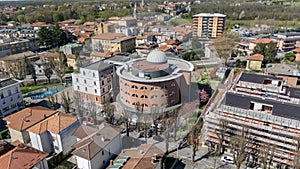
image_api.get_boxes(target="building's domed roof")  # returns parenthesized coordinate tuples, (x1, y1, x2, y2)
(146, 50, 167, 64)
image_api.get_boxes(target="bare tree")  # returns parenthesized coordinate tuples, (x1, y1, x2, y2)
(47, 94, 58, 110)
(73, 91, 84, 117)
(258, 142, 275, 169)
(230, 128, 253, 169)
(5, 60, 26, 80)
(44, 64, 53, 84)
(50, 52, 66, 83)
(60, 91, 72, 114)
(102, 103, 115, 124)
(190, 118, 203, 162)
(87, 100, 98, 125)
(27, 62, 37, 85)
(215, 119, 229, 155)
(292, 150, 300, 169)
(120, 108, 132, 137)
(151, 107, 161, 136)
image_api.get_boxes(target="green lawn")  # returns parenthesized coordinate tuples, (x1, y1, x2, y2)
(20, 83, 61, 94)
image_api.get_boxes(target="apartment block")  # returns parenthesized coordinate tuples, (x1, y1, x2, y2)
(0, 38, 39, 58)
(271, 32, 300, 52)
(0, 78, 24, 118)
(203, 72, 300, 168)
(72, 60, 114, 106)
(193, 13, 226, 38)
(91, 33, 136, 53)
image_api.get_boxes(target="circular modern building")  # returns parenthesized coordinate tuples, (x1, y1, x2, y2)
(116, 50, 194, 114)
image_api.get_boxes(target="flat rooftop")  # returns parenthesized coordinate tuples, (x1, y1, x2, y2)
(239, 73, 283, 84)
(0, 78, 20, 88)
(193, 13, 226, 17)
(223, 92, 300, 121)
(117, 57, 194, 83)
(83, 60, 112, 71)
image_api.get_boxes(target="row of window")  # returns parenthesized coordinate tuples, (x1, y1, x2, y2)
(123, 83, 176, 90)
(123, 100, 169, 108)
(82, 70, 113, 77)
(0, 87, 20, 98)
(123, 91, 175, 98)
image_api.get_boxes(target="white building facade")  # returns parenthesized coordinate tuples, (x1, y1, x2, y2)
(0, 78, 24, 118)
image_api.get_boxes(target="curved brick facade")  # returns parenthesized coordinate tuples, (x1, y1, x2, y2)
(119, 77, 180, 111)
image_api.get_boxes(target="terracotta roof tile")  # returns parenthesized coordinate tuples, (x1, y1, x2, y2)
(165, 39, 176, 45)
(248, 54, 264, 61)
(251, 38, 275, 44)
(67, 54, 76, 59)
(27, 112, 78, 134)
(0, 140, 48, 169)
(92, 33, 126, 40)
(4, 106, 57, 131)
(157, 45, 171, 51)
(293, 48, 300, 53)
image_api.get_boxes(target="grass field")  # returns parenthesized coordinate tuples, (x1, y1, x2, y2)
(226, 19, 300, 29)
(20, 83, 61, 93)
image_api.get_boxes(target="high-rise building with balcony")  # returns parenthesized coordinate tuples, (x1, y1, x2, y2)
(203, 72, 300, 168)
(193, 13, 226, 38)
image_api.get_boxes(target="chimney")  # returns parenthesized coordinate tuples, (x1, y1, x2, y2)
(101, 136, 105, 142)
(43, 114, 47, 118)
(140, 150, 144, 154)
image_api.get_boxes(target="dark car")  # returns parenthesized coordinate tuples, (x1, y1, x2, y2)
(138, 131, 152, 138)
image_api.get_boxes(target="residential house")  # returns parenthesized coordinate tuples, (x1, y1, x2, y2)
(118, 17, 137, 27)
(91, 33, 136, 53)
(60, 43, 82, 56)
(203, 72, 300, 168)
(4, 106, 57, 143)
(115, 26, 138, 36)
(96, 22, 115, 35)
(30, 22, 53, 30)
(67, 54, 77, 69)
(109, 144, 164, 169)
(248, 38, 276, 51)
(27, 112, 80, 155)
(73, 123, 123, 169)
(72, 60, 114, 106)
(293, 48, 300, 61)
(246, 54, 264, 70)
(0, 140, 49, 169)
(0, 78, 24, 119)
(33, 59, 51, 75)
(0, 38, 39, 58)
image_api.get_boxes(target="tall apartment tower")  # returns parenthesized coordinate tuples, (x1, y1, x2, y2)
(193, 13, 226, 38)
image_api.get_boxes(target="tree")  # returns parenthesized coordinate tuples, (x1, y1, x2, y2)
(52, 25, 68, 46)
(285, 52, 296, 62)
(253, 42, 277, 64)
(60, 91, 72, 114)
(151, 107, 161, 136)
(199, 88, 209, 104)
(43, 64, 53, 84)
(27, 62, 37, 85)
(230, 128, 254, 169)
(190, 118, 203, 162)
(5, 60, 26, 80)
(102, 103, 115, 124)
(87, 100, 98, 125)
(50, 52, 66, 84)
(258, 143, 275, 169)
(73, 91, 84, 118)
(120, 108, 132, 137)
(47, 94, 58, 110)
(38, 27, 52, 48)
(215, 119, 229, 156)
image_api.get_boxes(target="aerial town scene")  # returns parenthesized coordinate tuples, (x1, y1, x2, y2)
(0, 0, 300, 169)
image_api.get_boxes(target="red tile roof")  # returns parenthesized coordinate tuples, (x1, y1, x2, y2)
(165, 39, 176, 45)
(4, 106, 57, 131)
(0, 140, 48, 169)
(247, 54, 264, 61)
(293, 48, 300, 53)
(27, 112, 78, 134)
(251, 38, 275, 44)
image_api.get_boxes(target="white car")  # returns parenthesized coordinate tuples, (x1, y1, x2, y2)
(221, 156, 234, 164)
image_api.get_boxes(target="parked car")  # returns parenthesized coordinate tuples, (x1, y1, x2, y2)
(138, 131, 152, 138)
(221, 156, 234, 164)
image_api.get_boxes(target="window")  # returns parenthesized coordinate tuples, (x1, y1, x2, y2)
(103, 160, 105, 164)
(10, 97, 13, 101)
(15, 87, 18, 93)
(85, 87, 87, 91)
(95, 89, 97, 93)
(0, 93, 4, 99)
(142, 104, 148, 108)
(132, 85, 138, 89)
(102, 151, 104, 155)
(94, 81, 96, 85)
(96, 97, 98, 101)
(124, 83, 129, 87)
(83, 71, 86, 75)
(3, 100, 5, 104)
(76, 78, 78, 82)
(126, 100, 130, 104)
(77, 86, 80, 90)
(161, 94, 168, 98)
(151, 86, 159, 90)
(132, 94, 138, 98)
(151, 95, 158, 99)
(102, 88, 105, 93)
(171, 100, 175, 103)
(93, 72, 95, 77)
(170, 83, 176, 87)
(8, 90, 11, 96)
(102, 81, 104, 85)
(17, 95, 20, 98)
(141, 95, 148, 99)
(132, 102, 136, 105)
(125, 91, 130, 96)
(152, 104, 158, 107)
(140, 86, 147, 90)
(84, 80, 86, 84)
(169, 92, 175, 97)
(108, 85, 111, 90)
